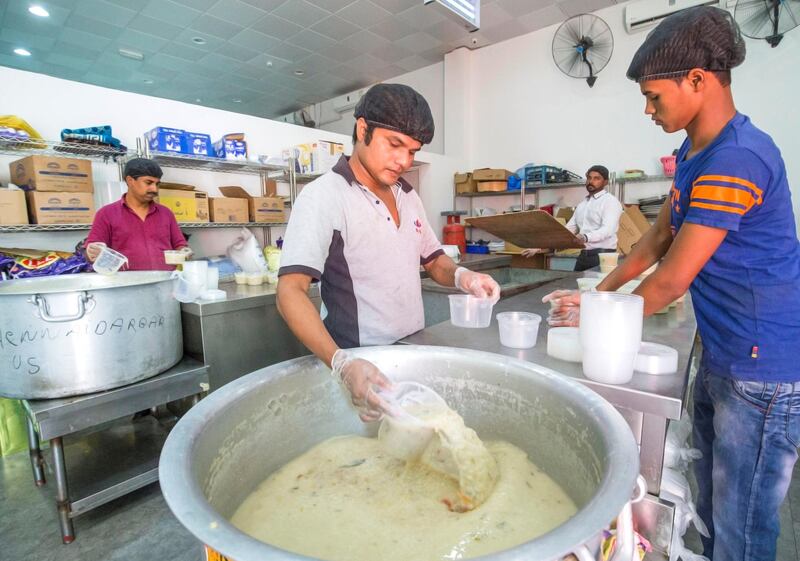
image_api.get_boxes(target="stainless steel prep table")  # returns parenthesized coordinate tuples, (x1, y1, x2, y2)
(181, 254, 512, 391)
(401, 278, 697, 556)
(23, 357, 208, 543)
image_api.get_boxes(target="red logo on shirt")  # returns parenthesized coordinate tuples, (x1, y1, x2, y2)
(414, 218, 422, 234)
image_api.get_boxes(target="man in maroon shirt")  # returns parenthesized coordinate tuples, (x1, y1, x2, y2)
(86, 158, 191, 271)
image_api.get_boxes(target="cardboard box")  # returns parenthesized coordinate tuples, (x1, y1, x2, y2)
(147, 127, 186, 154)
(0, 189, 28, 225)
(159, 182, 196, 191)
(476, 181, 507, 192)
(10, 155, 94, 192)
(158, 188, 209, 222)
(472, 168, 513, 182)
(556, 207, 574, 223)
(219, 186, 285, 223)
(617, 205, 651, 255)
(209, 197, 249, 223)
(185, 132, 213, 156)
(26, 191, 94, 224)
(291, 140, 344, 174)
(454, 172, 477, 194)
(214, 136, 247, 160)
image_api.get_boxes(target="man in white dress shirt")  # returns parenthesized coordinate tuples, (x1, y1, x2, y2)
(523, 165, 623, 271)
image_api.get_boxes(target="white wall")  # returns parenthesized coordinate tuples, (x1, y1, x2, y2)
(295, 62, 446, 156)
(455, 3, 800, 230)
(0, 66, 461, 257)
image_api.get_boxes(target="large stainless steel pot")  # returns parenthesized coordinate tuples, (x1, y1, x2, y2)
(160, 346, 642, 561)
(0, 271, 182, 398)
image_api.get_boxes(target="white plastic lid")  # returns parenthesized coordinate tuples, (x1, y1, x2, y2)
(199, 289, 227, 301)
(635, 342, 678, 375)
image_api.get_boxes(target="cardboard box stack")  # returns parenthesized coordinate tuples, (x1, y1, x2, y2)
(157, 183, 209, 223)
(473, 168, 513, 192)
(454, 172, 478, 194)
(0, 189, 28, 225)
(9, 155, 95, 224)
(219, 186, 285, 223)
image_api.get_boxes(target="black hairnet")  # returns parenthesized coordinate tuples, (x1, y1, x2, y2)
(626, 6, 746, 82)
(354, 83, 435, 145)
(587, 165, 609, 180)
(123, 158, 163, 179)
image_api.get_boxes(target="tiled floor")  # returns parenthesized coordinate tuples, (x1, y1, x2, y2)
(1, 430, 799, 560)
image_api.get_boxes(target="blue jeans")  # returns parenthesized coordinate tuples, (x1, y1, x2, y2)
(693, 365, 800, 561)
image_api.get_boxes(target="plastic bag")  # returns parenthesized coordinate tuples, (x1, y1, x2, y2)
(664, 413, 702, 472)
(0, 398, 28, 457)
(227, 228, 268, 273)
(0, 248, 91, 280)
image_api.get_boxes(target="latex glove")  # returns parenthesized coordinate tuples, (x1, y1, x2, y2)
(521, 248, 545, 258)
(331, 350, 393, 422)
(85, 242, 106, 262)
(542, 289, 581, 327)
(454, 267, 501, 304)
(178, 246, 194, 260)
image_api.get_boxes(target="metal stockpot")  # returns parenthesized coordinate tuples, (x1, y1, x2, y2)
(0, 272, 182, 398)
(160, 346, 643, 561)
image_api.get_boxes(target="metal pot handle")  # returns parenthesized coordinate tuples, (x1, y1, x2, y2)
(608, 475, 647, 561)
(32, 292, 95, 323)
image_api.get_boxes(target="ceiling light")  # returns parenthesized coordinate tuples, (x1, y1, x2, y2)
(266, 61, 273, 67)
(232, 98, 242, 103)
(192, 37, 206, 45)
(294, 69, 305, 76)
(118, 48, 144, 61)
(14, 48, 31, 56)
(28, 5, 49, 17)
(143, 79, 154, 84)
(195, 98, 202, 103)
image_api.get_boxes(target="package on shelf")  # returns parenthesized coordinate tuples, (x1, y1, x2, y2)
(26, 191, 94, 224)
(185, 132, 213, 156)
(218, 186, 285, 223)
(472, 168, 514, 182)
(0, 189, 27, 225)
(555, 207, 574, 223)
(157, 188, 209, 222)
(454, 172, 477, 194)
(617, 205, 651, 255)
(147, 127, 186, 154)
(286, 140, 344, 174)
(209, 196, 248, 223)
(214, 133, 247, 161)
(9, 155, 94, 192)
(476, 181, 506, 192)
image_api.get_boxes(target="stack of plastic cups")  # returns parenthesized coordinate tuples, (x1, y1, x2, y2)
(580, 292, 643, 384)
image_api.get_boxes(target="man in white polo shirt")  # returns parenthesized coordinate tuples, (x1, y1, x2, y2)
(523, 165, 623, 271)
(277, 84, 500, 420)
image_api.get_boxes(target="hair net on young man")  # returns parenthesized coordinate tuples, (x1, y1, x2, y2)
(354, 83, 435, 145)
(123, 158, 163, 179)
(626, 6, 746, 82)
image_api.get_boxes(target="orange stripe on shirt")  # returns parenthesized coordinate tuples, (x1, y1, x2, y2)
(691, 184, 757, 212)
(689, 201, 746, 215)
(694, 175, 763, 201)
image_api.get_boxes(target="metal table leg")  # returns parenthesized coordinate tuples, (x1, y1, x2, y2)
(51, 437, 75, 544)
(26, 416, 46, 487)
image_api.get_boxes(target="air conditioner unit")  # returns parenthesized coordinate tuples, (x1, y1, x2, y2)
(624, 0, 721, 33)
(332, 90, 364, 113)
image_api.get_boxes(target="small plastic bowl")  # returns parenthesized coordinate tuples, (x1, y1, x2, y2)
(234, 271, 247, 285)
(448, 294, 494, 328)
(576, 277, 602, 292)
(93, 246, 128, 275)
(496, 312, 541, 349)
(245, 272, 263, 286)
(164, 250, 185, 265)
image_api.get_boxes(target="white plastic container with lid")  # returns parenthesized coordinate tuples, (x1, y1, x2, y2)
(580, 292, 643, 384)
(448, 294, 493, 328)
(496, 312, 541, 349)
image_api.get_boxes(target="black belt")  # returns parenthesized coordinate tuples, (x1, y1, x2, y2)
(579, 248, 616, 256)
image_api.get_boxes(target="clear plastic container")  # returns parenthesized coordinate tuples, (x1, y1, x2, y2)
(580, 291, 643, 384)
(576, 277, 602, 292)
(93, 246, 128, 275)
(448, 294, 494, 328)
(206, 266, 219, 290)
(245, 272, 263, 286)
(164, 250, 185, 265)
(496, 312, 541, 349)
(547, 327, 582, 362)
(599, 252, 619, 273)
(234, 271, 247, 285)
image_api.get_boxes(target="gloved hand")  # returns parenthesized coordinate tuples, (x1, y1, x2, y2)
(331, 349, 393, 422)
(542, 289, 581, 327)
(85, 242, 106, 262)
(521, 248, 545, 258)
(178, 245, 194, 260)
(454, 267, 501, 303)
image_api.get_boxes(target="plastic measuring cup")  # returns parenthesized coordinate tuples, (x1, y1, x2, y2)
(496, 312, 541, 349)
(377, 382, 449, 462)
(448, 294, 494, 328)
(93, 246, 128, 275)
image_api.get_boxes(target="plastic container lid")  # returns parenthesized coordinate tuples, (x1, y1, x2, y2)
(199, 289, 226, 301)
(635, 342, 678, 375)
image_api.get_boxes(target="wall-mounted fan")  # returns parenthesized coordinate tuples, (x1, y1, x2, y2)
(552, 13, 614, 87)
(734, 0, 800, 47)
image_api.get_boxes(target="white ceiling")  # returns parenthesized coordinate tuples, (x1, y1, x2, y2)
(0, 0, 623, 118)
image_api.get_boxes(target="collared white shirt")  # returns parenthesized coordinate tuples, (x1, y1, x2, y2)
(566, 189, 623, 250)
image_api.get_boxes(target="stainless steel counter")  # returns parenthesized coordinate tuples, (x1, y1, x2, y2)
(181, 282, 319, 317)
